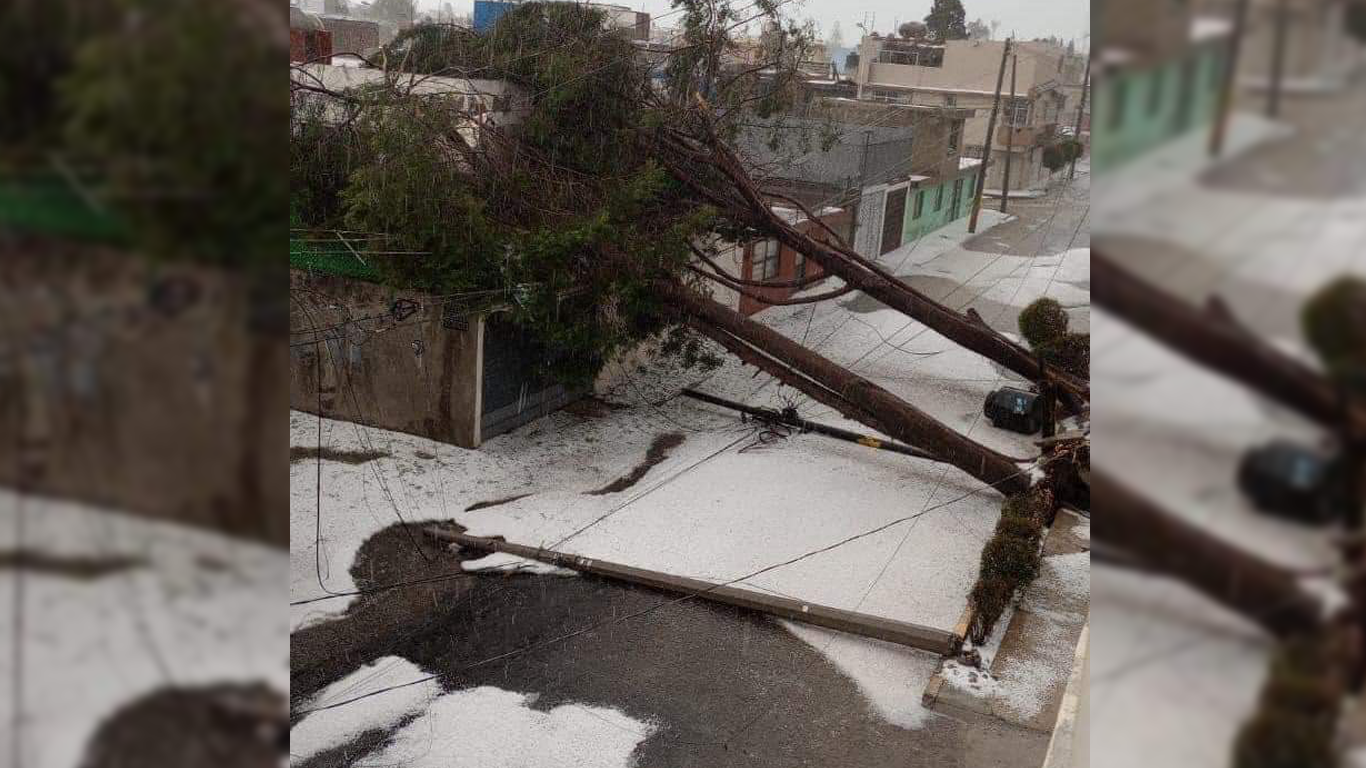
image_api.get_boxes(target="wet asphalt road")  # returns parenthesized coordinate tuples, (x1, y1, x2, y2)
(292, 523, 1049, 768)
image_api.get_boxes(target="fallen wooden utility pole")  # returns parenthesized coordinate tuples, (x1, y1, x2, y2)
(1091, 468, 1325, 639)
(425, 526, 960, 655)
(680, 388, 943, 462)
(1092, 249, 1366, 434)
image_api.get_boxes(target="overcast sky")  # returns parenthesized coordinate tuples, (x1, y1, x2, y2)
(412, 0, 1090, 49)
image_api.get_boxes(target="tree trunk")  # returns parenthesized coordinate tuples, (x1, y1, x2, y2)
(1091, 467, 1324, 639)
(662, 280, 1033, 496)
(1092, 249, 1365, 434)
(657, 139, 1089, 409)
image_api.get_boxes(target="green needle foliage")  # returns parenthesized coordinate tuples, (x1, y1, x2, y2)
(296, 0, 812, 385)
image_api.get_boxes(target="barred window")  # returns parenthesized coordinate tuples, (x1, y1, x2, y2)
(752, 239, 781, 280)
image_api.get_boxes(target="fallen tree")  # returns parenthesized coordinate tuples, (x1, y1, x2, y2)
(291, 3, 1062, 502)
(658, 278, 1033, 494)
(1092, 248, 1365, 434)
(650, 122, 1091, 410)
(1091, 467, 1325, 640)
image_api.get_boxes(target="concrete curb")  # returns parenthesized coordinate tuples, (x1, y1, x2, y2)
(1042, 623, 1089, 768)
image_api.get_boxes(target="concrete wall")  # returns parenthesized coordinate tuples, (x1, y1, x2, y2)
(1096, 0, 1195, 60)
(289, 270, 484, 449)
(0, 239, 288, 547)
(853, 38, 1074, 191)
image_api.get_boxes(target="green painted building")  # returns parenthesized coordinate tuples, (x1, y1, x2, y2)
(901, 171, 977, 244)
(1091, 27, 1233, 172)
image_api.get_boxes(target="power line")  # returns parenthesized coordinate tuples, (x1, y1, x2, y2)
(294, 460, 1039, 716)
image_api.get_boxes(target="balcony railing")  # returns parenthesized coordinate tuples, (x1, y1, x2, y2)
(996, 122, 1058, 147)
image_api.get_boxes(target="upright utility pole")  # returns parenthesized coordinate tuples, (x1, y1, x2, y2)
(999, 53, 1018, 213)
(968, 37, 1012, 233)
(1210, 0, 1251, 156)
(848, 130, 873, 256)
(1067, 55, 1091, 180)
(1267, 0, 1290, 118)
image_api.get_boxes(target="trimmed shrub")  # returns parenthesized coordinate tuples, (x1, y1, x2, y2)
(967, 484, 1055, 643)
(968, 577, 1014, 643)
(1018, 298, 1069, 347)
(1040, 332, 1090, 378)
(1232, 636, 1342, 768)
(995, 515, 1043, 543)
(1349, 0, 1366, 44)
(979, 534, 1040, 584)
(1301, 276, 1366, 389)
(1233, 710, 1336, 768)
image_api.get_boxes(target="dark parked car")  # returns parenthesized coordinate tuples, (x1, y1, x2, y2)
(1238, 440, 1349, 525)
(983, 387, 1045, 435)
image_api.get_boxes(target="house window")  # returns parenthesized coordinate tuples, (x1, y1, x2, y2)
(752, 239, 780, 280)
(868, 87, 912, 104)
(795, 252, 807, 279)
(1148, 69, 1164, 115)
(934, 185, 945, 211)
(944, 93, 957, 107)
(948, 120, 962, 154)
(913, 190, 925, 219)
(1006, 97, 1030, 127)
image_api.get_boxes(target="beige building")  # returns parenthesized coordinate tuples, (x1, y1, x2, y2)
(852, 36, 1085, 192)
(1200, 0, 1365, 92)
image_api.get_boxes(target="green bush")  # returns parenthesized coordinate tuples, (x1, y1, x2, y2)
(967, 485, 1054, 643)
(1018, 298, 1069, 347)
(1302, 276, 1366, 390)
(979, 533, 1040, 584)
(1232, 636, 1341, 768)
(1040, 332, 1090, 378)
(1348, 0, 1366, 44)
(994, 515, 1043, 543)
(968, 577, 1013, 643)
(1233, 710, 1336, 768)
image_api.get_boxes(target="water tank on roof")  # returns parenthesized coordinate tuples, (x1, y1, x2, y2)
(473, 0, 517, 32)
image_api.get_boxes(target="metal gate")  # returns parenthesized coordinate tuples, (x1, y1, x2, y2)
(480, 313, 579, 440)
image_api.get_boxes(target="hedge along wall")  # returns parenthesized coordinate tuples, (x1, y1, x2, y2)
(0, 173, 130, 244)
(1091, 42, 1228, 173)
(901, 172, 977, 245)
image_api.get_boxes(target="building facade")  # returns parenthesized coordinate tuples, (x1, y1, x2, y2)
(289, 269, 581, 448)
(851, 37, 1083, 192)
(1091, 2, 1234, 171)
(1201, 0, 1365, 92)
(290, 7, 333, 64)
(731, 99, 984, 260)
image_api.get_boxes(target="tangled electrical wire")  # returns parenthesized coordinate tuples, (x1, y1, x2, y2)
(737, 391, 805, 453)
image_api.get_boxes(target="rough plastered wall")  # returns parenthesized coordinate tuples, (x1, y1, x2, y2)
(0, 237, 288, 547)
(289, 269, 484, 449)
